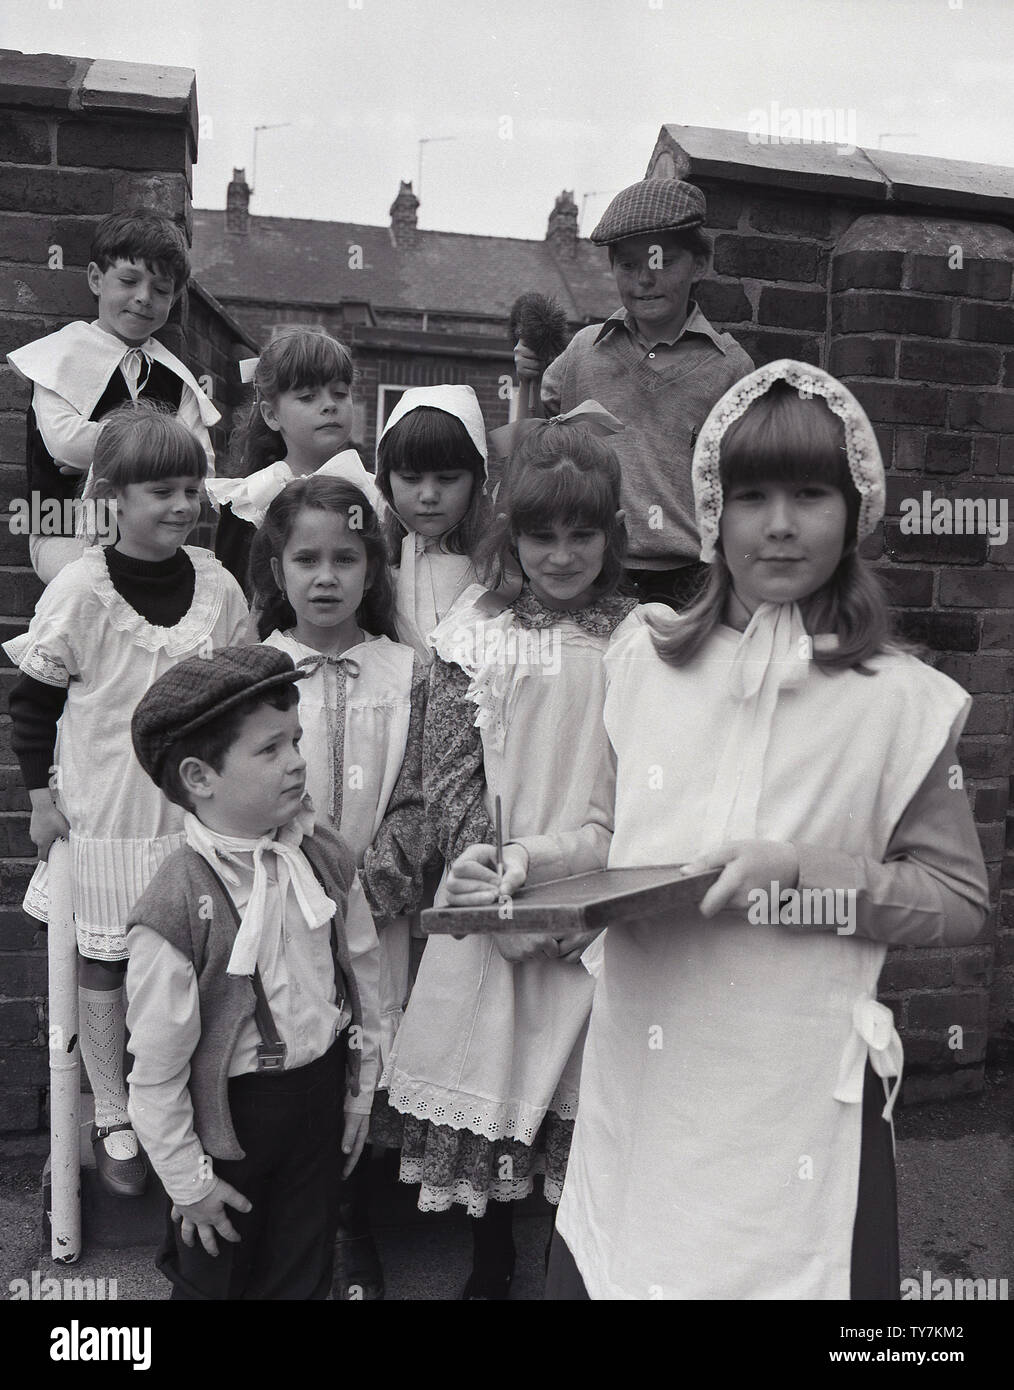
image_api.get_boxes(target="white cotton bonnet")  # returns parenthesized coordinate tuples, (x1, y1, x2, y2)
(692, 359, 886, 563)
(378, 384, 488, 477)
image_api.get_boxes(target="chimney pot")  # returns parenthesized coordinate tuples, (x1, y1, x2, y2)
(390, 179, 420, 248)
(226, 168, 250, 234)
(546, 189, 579, 259)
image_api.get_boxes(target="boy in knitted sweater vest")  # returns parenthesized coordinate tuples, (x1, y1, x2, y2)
(515, 179, 753, 610)
(125, 646, 381, 1300)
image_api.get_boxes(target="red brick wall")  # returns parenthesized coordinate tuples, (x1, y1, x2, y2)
(648, 132, 1014, 1102)
(0, 52, 253, 1132)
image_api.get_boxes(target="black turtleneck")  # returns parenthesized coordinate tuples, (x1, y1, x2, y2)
(101, 545, 196, 626)
(8, 546, 197, 790)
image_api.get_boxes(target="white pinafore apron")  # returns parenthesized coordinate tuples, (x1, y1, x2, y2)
(264, 630, 414, 1062)
(382, 589, 615, 1182)
(556, 605, 970, 1299)
(391, 532, 476, 662)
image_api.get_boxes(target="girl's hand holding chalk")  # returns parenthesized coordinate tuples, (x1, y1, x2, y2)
(444, 842, 529, 906)
(681, 839, 799, 919)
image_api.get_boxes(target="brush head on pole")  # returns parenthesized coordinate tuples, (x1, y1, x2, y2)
(509, 293, 569, 367)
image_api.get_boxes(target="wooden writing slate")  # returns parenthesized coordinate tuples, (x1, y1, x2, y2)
(422, 865, 721, 935)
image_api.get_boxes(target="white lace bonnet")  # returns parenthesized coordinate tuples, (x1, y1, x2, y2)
(692, 359, 886, 563)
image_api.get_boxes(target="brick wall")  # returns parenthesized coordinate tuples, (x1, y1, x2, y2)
(0, 51, 255, 1132)
(348, 332, 513, 458)
(649, 126, 1014, 1101)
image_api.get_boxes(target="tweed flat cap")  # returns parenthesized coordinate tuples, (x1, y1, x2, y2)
(590, 178, 707, 245)
(131, 645, 307, 786)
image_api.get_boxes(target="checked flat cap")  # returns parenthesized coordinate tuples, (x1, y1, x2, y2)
(590, 178, 707, 245)
(131, 644, 307, 786)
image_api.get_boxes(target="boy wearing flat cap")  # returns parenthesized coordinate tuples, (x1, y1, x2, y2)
(125, 645, 381, 1300)
(516, 178, 753, 609)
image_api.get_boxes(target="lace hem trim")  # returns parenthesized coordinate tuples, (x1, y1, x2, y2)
(383, 1070, 579, 1144)
(398, 1160, 561, 1218)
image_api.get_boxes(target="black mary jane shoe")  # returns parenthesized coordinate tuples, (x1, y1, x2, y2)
(91, 1122, 148, 1198)
(460, 1266, 514, 1301)
(331, 1232, 385, 1300)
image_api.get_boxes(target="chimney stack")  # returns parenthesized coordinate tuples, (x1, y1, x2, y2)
(226, 168, 250, 234)
(390, 180, 420, 248)
(546, 190, 579, 259)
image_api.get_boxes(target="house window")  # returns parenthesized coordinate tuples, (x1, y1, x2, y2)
(377, 384, 410, 431)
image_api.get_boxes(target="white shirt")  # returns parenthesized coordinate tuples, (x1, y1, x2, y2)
(126, 833, 380, 1205)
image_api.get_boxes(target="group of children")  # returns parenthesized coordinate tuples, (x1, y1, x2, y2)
(3, 191, 988, 1301)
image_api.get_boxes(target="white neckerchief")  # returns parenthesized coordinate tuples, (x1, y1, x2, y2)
(699, 602, 815, 847)
(183, 804, 336, 977)
(727, 600, 813, 701)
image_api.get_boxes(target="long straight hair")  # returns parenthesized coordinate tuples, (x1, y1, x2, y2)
(649, 382, 904, 672)
(227, 327, 355, 478)
(249, 475, 397, 642)
(477, 422, 627, 598)
(375, 406, 490, 561)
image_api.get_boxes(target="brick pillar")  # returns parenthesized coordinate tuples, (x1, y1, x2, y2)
(0, 50, 198, 1132)
(830, 213, 1014, 1100)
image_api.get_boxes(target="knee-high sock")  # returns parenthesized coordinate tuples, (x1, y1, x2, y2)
(78, 985, 137, 1159)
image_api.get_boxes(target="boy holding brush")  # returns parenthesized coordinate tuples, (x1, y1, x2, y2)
(515, 178, 752, 609)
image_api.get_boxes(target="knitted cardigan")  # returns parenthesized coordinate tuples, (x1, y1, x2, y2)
(125, 820, 363, 1161)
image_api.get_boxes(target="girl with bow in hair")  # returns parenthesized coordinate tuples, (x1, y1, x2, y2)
(446, 362, 989, 1300)
(381, 406, 637, 1299)
(210, 328, 379, 594)
(250, 474, 428, 1299)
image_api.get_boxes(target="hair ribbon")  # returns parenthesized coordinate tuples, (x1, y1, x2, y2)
(488, 398, 626, 463)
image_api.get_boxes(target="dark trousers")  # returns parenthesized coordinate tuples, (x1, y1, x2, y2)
(157, 1038, 347, 1300)
(545, 1061, 900, 1300)
(622, 562, 709, 612)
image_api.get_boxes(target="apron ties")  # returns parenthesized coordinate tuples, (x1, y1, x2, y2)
(833, 997, 904, 1124)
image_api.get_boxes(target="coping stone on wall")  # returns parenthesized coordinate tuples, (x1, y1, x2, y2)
(645, 125, 1014, 222)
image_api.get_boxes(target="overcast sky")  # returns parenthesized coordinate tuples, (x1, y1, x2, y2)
(3, 0, 1011, 240)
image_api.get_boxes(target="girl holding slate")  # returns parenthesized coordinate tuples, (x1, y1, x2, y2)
(445, 361, 989, 1300)
(382, 407, 637, 1299)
